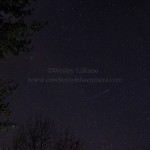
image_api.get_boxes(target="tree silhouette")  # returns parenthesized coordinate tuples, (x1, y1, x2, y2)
(0, 0, 47, 131)
(0, 80, 17, 131)
(0, 0, 46, 58)
(1, 114, 85, 150)
(54, 130, 84, 150)
(11, 114, 56, 150)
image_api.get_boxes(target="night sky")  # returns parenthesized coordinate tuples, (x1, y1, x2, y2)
(0, 0, 150, 150)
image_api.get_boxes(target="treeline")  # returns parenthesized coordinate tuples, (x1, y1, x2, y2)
(0, 114, 84, 150)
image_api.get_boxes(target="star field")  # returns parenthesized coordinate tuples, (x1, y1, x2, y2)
(0, 0, 150, 150)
